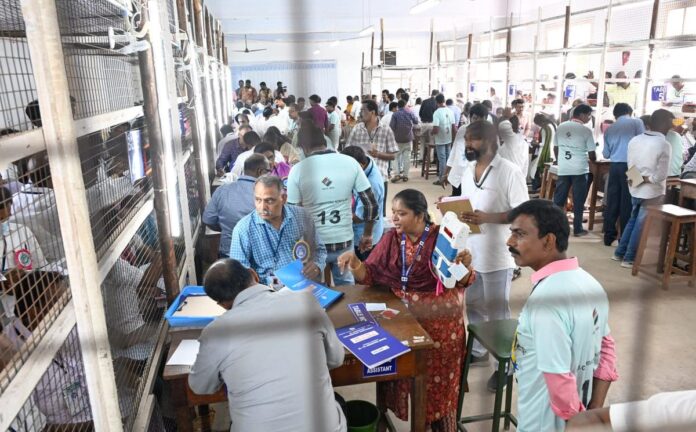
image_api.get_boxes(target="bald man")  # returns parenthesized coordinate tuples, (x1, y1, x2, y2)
(189, 259, 346, 432)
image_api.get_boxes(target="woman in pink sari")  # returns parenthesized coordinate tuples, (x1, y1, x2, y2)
(254, 141, 291, 179)
(338, 189, 474, 432)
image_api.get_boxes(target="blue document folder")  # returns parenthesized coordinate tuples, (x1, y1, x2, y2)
(275, 260, 343, 309)
(336, 321, 411, 369)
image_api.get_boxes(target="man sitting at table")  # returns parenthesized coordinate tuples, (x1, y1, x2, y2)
(203, 154, 270, 258)
(230, 175, 326, 288)
(189, 258, 347, 432)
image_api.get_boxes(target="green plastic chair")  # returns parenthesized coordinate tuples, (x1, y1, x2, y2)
(457, 319, 518, 432)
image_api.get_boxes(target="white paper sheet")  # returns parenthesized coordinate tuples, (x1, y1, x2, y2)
(366, 303, 387, 312)
(166, 339, 200, 366)
(172, 295, 226, 318)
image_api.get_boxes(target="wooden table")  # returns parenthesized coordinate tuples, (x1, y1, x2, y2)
(679, 179, 696, 207)
(588, 160, 611, 231)
(162, 285, 434, 432)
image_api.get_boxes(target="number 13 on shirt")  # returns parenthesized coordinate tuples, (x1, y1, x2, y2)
(318, 210, 341, 225)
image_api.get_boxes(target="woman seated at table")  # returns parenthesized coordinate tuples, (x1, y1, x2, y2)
(338, 188, 474, 432)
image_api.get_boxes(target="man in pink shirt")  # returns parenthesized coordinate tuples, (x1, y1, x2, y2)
(507, 199, 618, 431)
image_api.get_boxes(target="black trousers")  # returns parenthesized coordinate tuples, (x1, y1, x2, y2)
(603, 162, 631, 244)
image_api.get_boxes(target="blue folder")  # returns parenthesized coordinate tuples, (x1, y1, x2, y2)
(274, 259, 343, 309)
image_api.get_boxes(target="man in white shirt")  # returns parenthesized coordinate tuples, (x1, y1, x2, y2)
(613, 109, 674, 267)
(231, 132, 284, 178)
(380, 102, 397, 128)
(190, 259, 347, 432)
(663, 75, 691, 111)
(431, 94, 456, 186)
(498, 110, 530, 179)
(457, 120, 529, 391)
(553, 104, 597, 236)
(1, 186, 48, 274)
(326, 99, 342, 150)
(567, 390, 696, 432)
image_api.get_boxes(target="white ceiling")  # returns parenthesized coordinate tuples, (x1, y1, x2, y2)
(205, 0, 526, 43)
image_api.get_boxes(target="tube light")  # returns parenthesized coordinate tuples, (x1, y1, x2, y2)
(410, 0, 441, 15)
(359, 25, 375, 36)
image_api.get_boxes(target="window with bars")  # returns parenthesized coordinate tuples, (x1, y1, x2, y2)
(663, 4, 696, 36)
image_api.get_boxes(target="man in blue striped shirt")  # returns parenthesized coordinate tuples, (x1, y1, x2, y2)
(203, 154, 270, 258)
(602, 103, 645, 246)
(230, 176, 327, 288)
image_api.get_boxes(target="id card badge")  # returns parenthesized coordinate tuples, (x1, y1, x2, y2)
(62, 381, 88, 417)
(14, 248, 32, 271)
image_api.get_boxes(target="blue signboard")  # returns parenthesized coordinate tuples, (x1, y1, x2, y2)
(508, 84, 516, 97)
(469, 83, 476, 93)
(564, 85, 576, 99)
(363, 359, 398, 378)
(651, 85, 666, 102)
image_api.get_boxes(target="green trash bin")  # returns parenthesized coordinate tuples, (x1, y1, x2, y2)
(346, 400, 380, 432)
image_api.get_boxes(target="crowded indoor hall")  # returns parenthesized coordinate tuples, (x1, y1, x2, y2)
(1, 0, 695, 431)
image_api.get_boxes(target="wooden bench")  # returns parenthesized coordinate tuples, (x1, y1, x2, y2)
(633, 204, 696, 290)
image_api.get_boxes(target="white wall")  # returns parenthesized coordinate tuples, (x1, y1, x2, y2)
(227, 33, 433, 102)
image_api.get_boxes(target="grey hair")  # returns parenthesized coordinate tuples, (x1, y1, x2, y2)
(255, 174, 283, 192)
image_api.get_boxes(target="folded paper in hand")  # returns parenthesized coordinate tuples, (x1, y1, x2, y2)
(437, 196, 481, 234)
(626, 166, 644, 187)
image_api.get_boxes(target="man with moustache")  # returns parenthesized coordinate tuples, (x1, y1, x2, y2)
(506, 199, 618, 431)
(230, 175, 326, 289)
(458, 120, 529, 392)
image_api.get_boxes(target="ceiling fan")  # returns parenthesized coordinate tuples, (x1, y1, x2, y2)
(232, 35, 267, 53)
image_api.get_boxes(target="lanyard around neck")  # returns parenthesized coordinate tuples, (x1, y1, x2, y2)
(400, 224, 430, 291)
(474, 163, 494, 189)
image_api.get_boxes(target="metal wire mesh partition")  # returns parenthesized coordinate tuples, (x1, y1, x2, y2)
(77, 118, 154, 259)
(608, 1, 653, 43)
(184, 153, 200, 233)
(0, 151, 72, 393)
(8, 327, 93, 431)
(0, 0, 39, 133)
(101, 210, 165, 429)
(55, 0, 143, 120)
(510, 23, 536, 53)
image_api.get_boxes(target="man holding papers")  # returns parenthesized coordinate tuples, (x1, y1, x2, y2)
(613, 109, 674, 268)
(458, 120, 529, 392)
(189, 259, 346, 432)
(230, 176, 326, 288)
